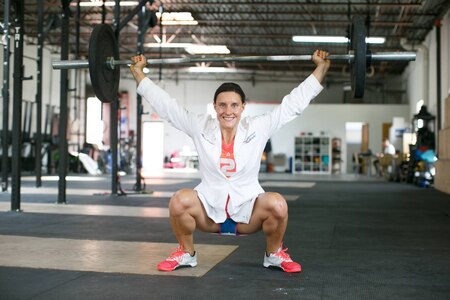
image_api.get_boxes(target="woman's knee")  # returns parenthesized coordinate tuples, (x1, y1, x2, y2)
(264, 192, 288, 219)
(169, 189, 198, 214)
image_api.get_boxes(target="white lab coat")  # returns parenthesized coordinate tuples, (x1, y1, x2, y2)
(137, 74, 323, 224)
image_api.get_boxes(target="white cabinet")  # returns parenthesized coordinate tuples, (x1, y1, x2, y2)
(293, 136, 331, 174)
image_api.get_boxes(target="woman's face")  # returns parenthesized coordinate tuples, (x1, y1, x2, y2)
(214, 91, 245, 130)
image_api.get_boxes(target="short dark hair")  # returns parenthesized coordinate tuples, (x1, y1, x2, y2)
(213, 82, 246, 104)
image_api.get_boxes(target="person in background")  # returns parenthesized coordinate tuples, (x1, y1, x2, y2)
(374, 138, 396, 176)
(130, 50, 330, 273)
(383, 139, 396, 155)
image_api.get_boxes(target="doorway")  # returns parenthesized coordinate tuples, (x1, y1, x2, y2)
(345, 122, 369, 174)
(142, 121, 164, 174)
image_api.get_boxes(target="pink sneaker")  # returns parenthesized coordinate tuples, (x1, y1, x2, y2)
(157, 245, 197, 272)
(263, 243, 301, 273)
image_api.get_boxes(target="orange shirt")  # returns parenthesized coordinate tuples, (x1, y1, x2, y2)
(220, 138, 236, 218)
(220, 138, 236, 178)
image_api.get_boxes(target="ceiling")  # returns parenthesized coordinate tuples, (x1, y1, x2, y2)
(5, 0, 450, 84)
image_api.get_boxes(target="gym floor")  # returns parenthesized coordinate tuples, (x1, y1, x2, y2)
(0, 173, 449, 300)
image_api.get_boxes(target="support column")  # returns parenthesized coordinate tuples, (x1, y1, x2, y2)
(1, 0, 10, 192)
(134, 5, 146, 192)
(57, 0, 71, 204)
(11, 0, 24, 211)
(35, 0, 44, 187)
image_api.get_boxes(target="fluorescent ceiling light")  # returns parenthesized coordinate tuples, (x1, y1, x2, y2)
(156, 12, 198, 26)
(145, 43, 192, 48)
(144, 42, 230, 55)
(293, 36, 348, 43)
(185, 45, 230, 55)
(292, 36, 385, 44)
(366, 37, 386, 44)
(188, 67, 242, 73)
(161, 20, 198, 25)
(75, 1, 139, 7)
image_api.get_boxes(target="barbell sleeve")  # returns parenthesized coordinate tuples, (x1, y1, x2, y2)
(370, 52, 417, 61)
(52, 60, 90, 70)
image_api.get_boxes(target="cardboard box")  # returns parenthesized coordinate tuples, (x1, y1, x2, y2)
(435, 159, 450, 195)
(438, 128, 450, 159)
(445, 96, 450, 129)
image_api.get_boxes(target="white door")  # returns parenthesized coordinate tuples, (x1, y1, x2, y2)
(142, 121, 164, 174)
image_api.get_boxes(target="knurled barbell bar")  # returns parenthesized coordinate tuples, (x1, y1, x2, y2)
(52, 53, 416, 69)
(51, 17, 416, 102)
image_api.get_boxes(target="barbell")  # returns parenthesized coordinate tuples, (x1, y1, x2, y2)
(52, 17, 416, 102)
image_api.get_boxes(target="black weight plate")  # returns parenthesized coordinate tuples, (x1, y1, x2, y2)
(88, 24, 120, 103)
(350, 16, 366, 98)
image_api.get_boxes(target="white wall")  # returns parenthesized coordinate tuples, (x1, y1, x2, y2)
(120, 75, 409, 173)
(404, 10, 450, 128)
(0, 36, 86, 148)
(250, 103, 409, 174)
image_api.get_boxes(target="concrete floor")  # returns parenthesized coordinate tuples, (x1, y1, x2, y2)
(0, 172, 449, 299)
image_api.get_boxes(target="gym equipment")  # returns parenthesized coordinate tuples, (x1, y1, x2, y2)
(351, 16, 366, 98)
(88, 24, 120, 103)
(52, 17, 416, 102)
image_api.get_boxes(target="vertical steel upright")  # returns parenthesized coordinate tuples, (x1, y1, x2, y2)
(75, 0, 81, 154)
(35, 0, 44, 187)
(436, 20, 442, 132)
(11, 0, 24, 210)
(58, 0, 71, 204)
(110, 0, 121, 195)
(111, 0, 153, 194)
(158, 4, 163, 81)
(134, 5, 146, 192)
(110, 99, 119, 195)
(1, 0, 10, 192)
(134, 94, 143, 191)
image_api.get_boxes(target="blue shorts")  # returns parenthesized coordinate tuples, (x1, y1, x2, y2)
(219, 218, 239, 235)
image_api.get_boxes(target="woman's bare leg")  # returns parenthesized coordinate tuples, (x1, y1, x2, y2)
(237, 192, 288, 253)
(168, 189, 219, 254)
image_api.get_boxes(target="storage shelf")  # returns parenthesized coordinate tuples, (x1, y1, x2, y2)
(293, 136, 331, 174)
